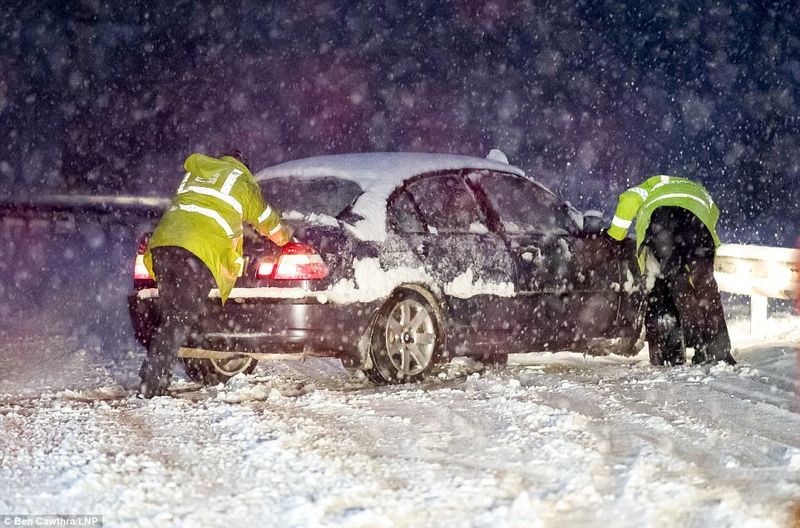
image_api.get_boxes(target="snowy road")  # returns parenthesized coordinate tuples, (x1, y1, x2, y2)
(1, 313, 799, 527)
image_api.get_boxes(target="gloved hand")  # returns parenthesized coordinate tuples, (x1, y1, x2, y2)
(268, 224, 292, 247)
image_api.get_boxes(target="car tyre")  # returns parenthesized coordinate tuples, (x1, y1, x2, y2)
(366, 288, 443, 384)
(182, 356, 258, 385)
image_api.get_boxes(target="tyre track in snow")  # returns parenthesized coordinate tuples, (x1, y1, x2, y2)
(508, 348, 800, 523)
(1, 312, 799, 526)
(235, 375, 608, 526)
(211, 357, 799, 526)
(0, 363, 796, 527)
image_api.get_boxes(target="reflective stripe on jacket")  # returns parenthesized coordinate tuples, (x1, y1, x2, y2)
(607, 175, 721, 271)
(144, 153, 290, 303)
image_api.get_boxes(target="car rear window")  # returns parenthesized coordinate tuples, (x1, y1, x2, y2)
(259, 177, 363, 218)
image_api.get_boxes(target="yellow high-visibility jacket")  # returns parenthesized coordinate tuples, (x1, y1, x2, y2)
(607, 175, 721, 271)
(145, 153, 290, 303)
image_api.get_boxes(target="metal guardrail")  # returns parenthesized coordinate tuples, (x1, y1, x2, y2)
(0, 194, 169, 226)
(714, 243, 799, 335)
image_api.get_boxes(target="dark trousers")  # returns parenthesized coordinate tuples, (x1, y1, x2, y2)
(644, 208, 734, 365)
(139, 246, 215, 394)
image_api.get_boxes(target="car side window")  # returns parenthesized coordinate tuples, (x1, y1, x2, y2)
(405, 174, 486, 233)
(475, 172, 576, 235)
(386, 189, 425, 233)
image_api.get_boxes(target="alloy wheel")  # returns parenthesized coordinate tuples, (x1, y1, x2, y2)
(384, 299, 436, 377)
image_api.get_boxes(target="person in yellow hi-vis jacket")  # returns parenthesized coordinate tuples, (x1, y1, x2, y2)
(607, 175, 735, 367)
(138, 150, 291, 398)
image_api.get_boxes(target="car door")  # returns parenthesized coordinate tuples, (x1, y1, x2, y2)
(385, 172, 518, 354)
(471, 171, 622, 349)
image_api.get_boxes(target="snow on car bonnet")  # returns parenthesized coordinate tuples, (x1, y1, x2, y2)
(255, 152, 525, 241)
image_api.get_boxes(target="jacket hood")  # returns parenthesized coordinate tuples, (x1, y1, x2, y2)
(183, 153, 250, 176)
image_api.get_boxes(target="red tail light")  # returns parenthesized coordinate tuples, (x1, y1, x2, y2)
(256, 261, 275, 278)
(258, 242, 328, 280)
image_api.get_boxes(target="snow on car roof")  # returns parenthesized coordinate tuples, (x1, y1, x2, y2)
(255, 152, 526, 241)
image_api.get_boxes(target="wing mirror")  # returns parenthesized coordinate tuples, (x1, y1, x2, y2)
(582, 210, 605, 234)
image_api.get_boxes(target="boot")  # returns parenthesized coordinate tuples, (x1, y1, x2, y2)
(691, 347, 708, 365)
(648, 313, 685, 366)
(700, 332, 736, 366)
(138, 356, 173, 398)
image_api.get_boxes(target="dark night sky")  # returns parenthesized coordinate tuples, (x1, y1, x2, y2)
(1, 0, 798, 245)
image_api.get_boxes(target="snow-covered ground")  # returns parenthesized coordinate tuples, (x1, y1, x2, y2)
(0, 309, 798, 527)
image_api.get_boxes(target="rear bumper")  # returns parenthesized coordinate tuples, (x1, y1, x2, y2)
(128, 289, 380, 358)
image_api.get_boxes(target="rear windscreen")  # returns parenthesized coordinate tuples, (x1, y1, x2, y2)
(259, 177, 363, 218)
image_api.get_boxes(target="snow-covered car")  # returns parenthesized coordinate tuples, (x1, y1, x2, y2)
(128, 152, 645, 384)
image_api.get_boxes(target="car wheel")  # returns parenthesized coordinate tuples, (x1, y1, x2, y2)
(182, 356, 258, 385)
(366, 288, 443, 384)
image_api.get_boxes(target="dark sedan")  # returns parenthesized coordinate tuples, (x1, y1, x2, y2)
(129, 152, 645, 384)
